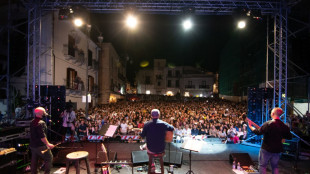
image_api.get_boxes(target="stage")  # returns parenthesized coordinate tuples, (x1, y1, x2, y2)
(21, 139, 310, 174)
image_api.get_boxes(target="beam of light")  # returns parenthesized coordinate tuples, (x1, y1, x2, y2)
(237, 20, 246, 29)
(73, 18, 84, 27)
(126, 14, 138, 29)
(182, 19, 192, 31)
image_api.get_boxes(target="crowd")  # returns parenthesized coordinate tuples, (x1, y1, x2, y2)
(70, 98, 249, 144)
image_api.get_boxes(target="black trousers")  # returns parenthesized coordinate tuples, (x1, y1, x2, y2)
(30, 146, 53, 174)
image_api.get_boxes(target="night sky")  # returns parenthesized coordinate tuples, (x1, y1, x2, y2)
(91, 14, 240, 73)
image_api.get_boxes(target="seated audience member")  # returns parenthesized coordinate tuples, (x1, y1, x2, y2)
(233, 133, 240, 144)
(218, 127, 227, 139)
(191, 124, 199, 136)
(199, 126, 206, 135)
(209, 125, 218, 137)
(78, 119, 88, 141)
(138, 120, 144, 128)
(183, 124, 192, 139)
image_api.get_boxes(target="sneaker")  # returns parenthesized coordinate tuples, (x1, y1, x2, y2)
(140, 145, 144, 151)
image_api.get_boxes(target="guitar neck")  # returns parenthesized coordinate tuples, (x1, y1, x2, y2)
(247, 118, 260, 129)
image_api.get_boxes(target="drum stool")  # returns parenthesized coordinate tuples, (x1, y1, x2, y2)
(65, 151, 91, 174)
(147, 151, 165, 174)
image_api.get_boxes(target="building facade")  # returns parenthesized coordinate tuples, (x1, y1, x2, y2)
(98, 43, 126, 104)
(136, 59, 216, 97)
(12, 11, 101, 110)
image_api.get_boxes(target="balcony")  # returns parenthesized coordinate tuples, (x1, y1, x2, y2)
(185, 85, 195, 89)
(75, 50, 85, 66)
(63, 44, 75, 60)
(89, 60, 98, 71)
(199, 85, 206, 89)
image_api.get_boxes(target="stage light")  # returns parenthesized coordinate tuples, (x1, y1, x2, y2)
(237, 20, 246, 29)
(183, 19, 192, 30)
(74, 18, 83, 27)
(126, 14, 138, 29)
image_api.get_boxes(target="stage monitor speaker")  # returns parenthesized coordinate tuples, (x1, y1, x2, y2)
(229, 153, 254, 167)
(163, 151, 183, 167)
(131, 150, 148, 166)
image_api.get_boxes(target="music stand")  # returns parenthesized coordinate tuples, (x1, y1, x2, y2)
(96, 124, 118, 164)
(181, 139, 203, 174)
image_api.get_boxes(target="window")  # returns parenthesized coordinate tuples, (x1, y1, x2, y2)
(188, 81, 192, 85)
(88, 50, 93, 66)
(176, 80, 179, 87)
(88, 75, 94, 92)
(145, 76, 151, 84)
(175, 70, 180, 77)
(156, 75, 162, 80)
(202, 81, 206, 85)
(158, 81, 161, 86)
(167, 80, 171, 87)
(168, 70, 172, 77)
(67, 68, 77, 89)
(68, 35, 75, 57)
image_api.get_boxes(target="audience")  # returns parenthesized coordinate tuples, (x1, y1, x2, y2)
(69, 98, 251, 144)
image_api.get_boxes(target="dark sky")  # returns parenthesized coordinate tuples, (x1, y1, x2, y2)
(91, 13, 241, 73)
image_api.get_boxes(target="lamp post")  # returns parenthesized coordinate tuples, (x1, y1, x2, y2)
(85, 24, 91, 118)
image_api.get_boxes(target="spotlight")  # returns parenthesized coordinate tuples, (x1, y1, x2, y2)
(237, 20, 246, 29)
(183, 19, 192, 30)
(74, 18, 84, 27)
(126, 14, 138, 29)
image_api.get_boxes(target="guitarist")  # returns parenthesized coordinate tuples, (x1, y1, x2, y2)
(30, 107, 55, 174)
(140, 109, 174, 154)
(248, 107, 292, 174)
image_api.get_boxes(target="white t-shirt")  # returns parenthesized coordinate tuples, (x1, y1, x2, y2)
(62, 111, 76, 128)
(120, 123, 128, 134)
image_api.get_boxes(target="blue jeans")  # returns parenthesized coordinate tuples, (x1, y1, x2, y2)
(259, 149, 280, 174)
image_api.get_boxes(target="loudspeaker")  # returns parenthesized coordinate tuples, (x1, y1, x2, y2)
(229, 153, 254, 167)
(163, 151, 183, 167)
(131, 150, 148, 166)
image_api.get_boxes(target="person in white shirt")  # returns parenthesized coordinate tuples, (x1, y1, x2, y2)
(60, 105, 76, 141)
(182, 124, 191, 140)
(120, 120, 128, 135)
(174, 125, 183, 143)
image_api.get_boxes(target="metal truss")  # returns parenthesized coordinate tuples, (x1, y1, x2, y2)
(271, 7, 288, 123)
(23, 0, 287, 120)
(25, 1, 42, 117)
(37, 0, 280, 15)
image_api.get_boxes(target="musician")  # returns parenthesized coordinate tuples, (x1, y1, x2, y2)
(60, 104, 76, 141)
(248, 107, 292, 174)
(30, 107, 54, 174)
(140, 109, 174, 154)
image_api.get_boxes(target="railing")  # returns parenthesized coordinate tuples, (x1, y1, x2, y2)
(185, 85, 195, 89)
(63, 44, 75, 60)
(199, 85, 210, 89)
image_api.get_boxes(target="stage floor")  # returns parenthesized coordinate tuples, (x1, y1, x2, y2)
(23, 140, 310, 174)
